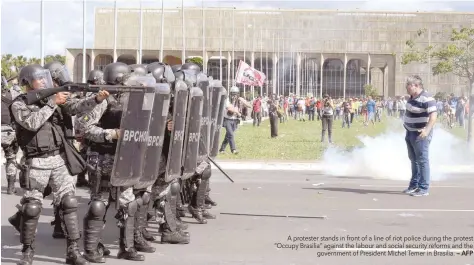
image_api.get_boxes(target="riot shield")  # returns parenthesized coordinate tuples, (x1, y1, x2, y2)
(110, 86, 156, 187)
(208, 80, 224, 155)
(134, 83, 171, 190)
(210, 84, 227, 158)
(164, 80, 189, 182)
(181, 86, 203, 178)
(197, 73, 211, 158)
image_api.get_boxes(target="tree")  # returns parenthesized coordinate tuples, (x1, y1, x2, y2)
(364, 84, 378, 98)
(434, 91, 447, 100)
(1, 54, 66, 80)
(401, 27, 474, 143)
(185, 57, 203, 69)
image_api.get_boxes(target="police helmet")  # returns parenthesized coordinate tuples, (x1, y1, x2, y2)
(230, 86, 240, 94)
(19, 64, 54, 89)
(103, 62, 130, 85)
(171, 64, 182, 73)
(129, 64, 147, 76)
(181, 63, 201, 74)
(87, 69, 105, 85)
(43, 61, 71, 86)
(147, 63, 166, 83)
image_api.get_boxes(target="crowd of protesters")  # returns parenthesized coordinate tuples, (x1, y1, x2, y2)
(245, 92, 472, 139)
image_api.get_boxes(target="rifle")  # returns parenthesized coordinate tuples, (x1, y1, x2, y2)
(24, 83, 152, 105)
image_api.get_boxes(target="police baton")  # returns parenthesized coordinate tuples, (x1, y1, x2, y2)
(207, 156, 234, 183)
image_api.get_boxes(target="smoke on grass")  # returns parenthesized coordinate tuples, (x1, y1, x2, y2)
(321, 120, 473, 181)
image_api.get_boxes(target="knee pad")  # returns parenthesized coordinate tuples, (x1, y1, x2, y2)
(170, 181, 180, 195)
(142, 192, 151, 205)
(88, 200, 106, 219)
(201, 166, 211, 181)
(60, 194, 78, 215)
(22, 200, 42, 218)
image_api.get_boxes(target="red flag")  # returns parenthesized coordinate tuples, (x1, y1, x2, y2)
(235, 60, 266, 87)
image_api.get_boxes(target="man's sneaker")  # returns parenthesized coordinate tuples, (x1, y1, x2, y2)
(402, 187, 418, 194)
(232, 150, 239, 155)
(411, 190, 429, 197)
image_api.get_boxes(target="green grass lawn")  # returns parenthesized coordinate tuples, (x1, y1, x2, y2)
(217, 114, 389, 161)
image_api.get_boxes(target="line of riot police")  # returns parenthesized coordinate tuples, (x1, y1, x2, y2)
(2, 60, 227, 264)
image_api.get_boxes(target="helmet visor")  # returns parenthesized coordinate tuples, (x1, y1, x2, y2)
(53, 66, 72, 86)
(29, 70, 54, 90)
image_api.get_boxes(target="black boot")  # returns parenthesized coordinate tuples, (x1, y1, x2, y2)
(83, 209, 106, 263)
(160, 223, 190, 244)
(205, 195, 217, 207)
(18, 200, 41, 265)
(188, 205, 207, 224)
(134, 229, 155, 253)
(117, 228, 145, 261)
(137, 202, 155, 242)
(8, 210, 21, 233)
(61, 195, 89, 265)
(17, 245, 35, 265)
(97, 242, 110, 257)
(7, 175, 16, 194)
(52, 206, 65, 239)
(65, 239, 89, 265)
(202, 209, 216, 220)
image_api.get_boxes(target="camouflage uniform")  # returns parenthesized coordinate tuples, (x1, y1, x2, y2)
(11, 94, 98, 265)
(1, 125, 19, 194)
(77, 93, 154, 263)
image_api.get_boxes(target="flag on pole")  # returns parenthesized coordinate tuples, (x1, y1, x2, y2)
(235, 60, 266, 87)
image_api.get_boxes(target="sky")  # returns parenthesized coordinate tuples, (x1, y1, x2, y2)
(1, 0, 473, 58)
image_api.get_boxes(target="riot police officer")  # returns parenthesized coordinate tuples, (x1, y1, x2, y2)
(148, 62, 190, 244)
(10, 64, 109, 265)
(77, 62, 154, 263)
(1, 77, 20, 194)
(219, 86, 251, 154)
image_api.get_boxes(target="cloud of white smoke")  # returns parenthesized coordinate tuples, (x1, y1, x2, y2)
(321, 119, 474, 182)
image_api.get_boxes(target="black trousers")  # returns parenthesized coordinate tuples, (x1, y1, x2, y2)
(269, 114, 278, 138)
(321, 115, 333, 142)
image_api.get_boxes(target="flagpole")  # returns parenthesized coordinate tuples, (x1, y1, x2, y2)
(139, 1, 143, 64)
(182, 0, 186, 63)
(202, 1, 205, 73)
(272, 32, 275, 95)
(243, 12, 246, 97)
(290, 45, 293, 95)
(277, 32, 280, 96)
(113, 0, 118, 62)
(160, 0, 164, 61)
(232, 7, 235, 86)
(40, 0, 44, 66)
(219, 7, 222, 82)
(251, 17, 255, 98)
(282, 34, 285, 97)
(82, 0, 86, 82)
(260, 27, 263, 96)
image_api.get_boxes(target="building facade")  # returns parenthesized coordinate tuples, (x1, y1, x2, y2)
(66, 7, 474, 98)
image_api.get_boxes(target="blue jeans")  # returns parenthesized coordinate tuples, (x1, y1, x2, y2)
(220, 118, 238, 152)
(405, 130, 433, 191)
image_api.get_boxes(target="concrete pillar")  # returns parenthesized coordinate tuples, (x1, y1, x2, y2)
(387, 58, 396, 98)
(272, 53, 277, 94)
(320, 54, 324, 99)
(382, 66, 387, 99)
(367, 53, 371, 85)
(343, 53, 347, 99)
(90, 50, 95, 71)
(227, 51, 231, 91)
(296, 53, 301, 96)
(113, 50, 118, 63)
(136, 50, 140, 64)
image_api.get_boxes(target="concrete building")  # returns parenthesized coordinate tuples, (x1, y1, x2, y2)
(66, 7, 474, 98)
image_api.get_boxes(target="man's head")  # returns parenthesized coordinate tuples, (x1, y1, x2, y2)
(405, 75, 423, 97)
(87, 69, 105, 85)
(103, 62, 130, 85)
(43, 61, 71, 86)
(230, 86, 239, 98)
(19, 64, 53, 91)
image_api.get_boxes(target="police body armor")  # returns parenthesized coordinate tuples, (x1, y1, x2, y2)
(1, 94, 12, 125)
(89, 95, 123, 155)
(12, 97, 73, 158)
(208, 80, 227, 157)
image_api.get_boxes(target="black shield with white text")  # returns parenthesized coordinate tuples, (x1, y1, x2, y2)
(134, 83, 171, 190)
(210, 82, 227, 158)
(197, 73, 211, 158)
(181, 86, 203, 178)
(208, 80, 224, 154)
(110, 86, 155, 187)
(164, 80, 189, 182)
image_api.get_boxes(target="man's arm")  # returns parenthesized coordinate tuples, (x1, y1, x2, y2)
(238, 97, 252, 108)
(61, 95, 100, 116)
(424, 98, 438, 133)
(76, 100, 118, 143)
(11, 98, 57, 131)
